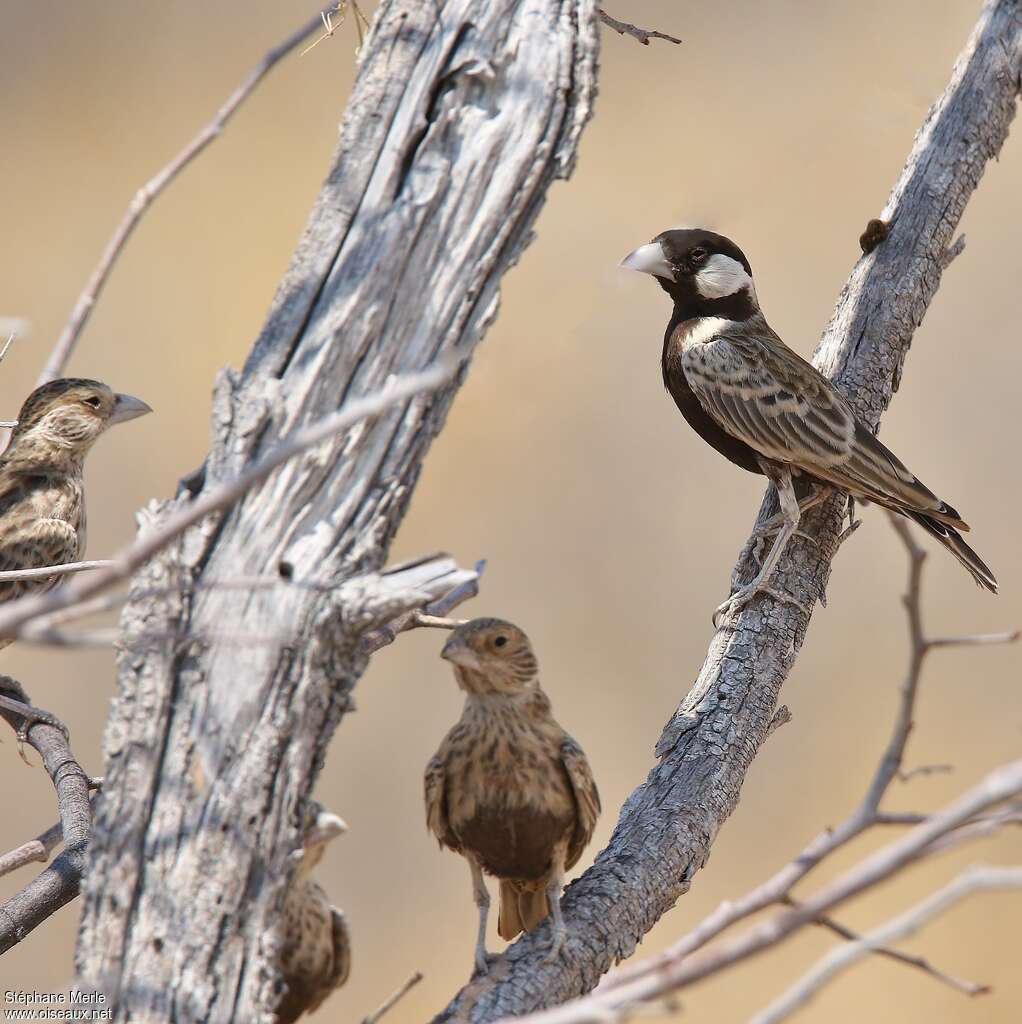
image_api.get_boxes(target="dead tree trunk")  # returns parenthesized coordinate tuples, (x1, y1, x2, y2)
(73, 2, 599, 1019)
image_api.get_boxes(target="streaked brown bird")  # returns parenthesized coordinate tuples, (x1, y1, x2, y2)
(0, 378, 150, 633)
(277, 808, 351, 1023)
(622, 228, 996, 624)
(424, 618, 600, 974)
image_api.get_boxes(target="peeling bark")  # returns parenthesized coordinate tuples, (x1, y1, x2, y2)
(73, 2, 600, 1019)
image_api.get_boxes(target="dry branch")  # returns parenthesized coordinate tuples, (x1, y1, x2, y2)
(436, 3, 1022, 1019)
(72, 1, 601, 1018)
(751, 866, 1022, 1024)
(598, 10, 681, 46)
(0, 358, 462, 645)
(0, 678, 92, 953)
(501, 513, 1020, 1022)
(35, 5, 333, 388)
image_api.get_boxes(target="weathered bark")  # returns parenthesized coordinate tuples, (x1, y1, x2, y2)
(73, 1, 599, 1020)
(435, 2, 1022, 1020)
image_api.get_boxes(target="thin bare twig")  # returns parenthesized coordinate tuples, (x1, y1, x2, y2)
(0, 355, 465, 645)
(361, 558, 485, 653)
(598, 10, 681, 46)
(0, 678, 93, 953)
(0, 560, 113, 584)
(0, 797, 100, 879)
(898, 763, 954, 782)
(751, 866, 1022, 1024)
(36, 5, 334, 387)
(301, 1, 372, 57)
(790, 900, 986, 997)
(361, 970, 424, 1024)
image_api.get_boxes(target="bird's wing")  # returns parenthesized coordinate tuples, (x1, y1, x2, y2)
(324, 908, 351, 997)
(424, 753, 459, 851)
(560, 736, 600, 870)
(0, 516, 81, 604)
(685, 322, 965, 527)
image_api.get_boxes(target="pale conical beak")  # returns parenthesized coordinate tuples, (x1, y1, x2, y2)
(620, 241, 676, 282)
(109, 392, 153, 426)
(308, 811, 348, 846)
(441, 636, 482, 671)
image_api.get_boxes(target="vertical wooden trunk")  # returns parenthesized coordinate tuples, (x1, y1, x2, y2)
(74, 2, 600, 1019)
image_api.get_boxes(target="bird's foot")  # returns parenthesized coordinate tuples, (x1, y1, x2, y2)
(0, 693, 70, 763)
(713, 582, 811, 629)
(543, 923, 567, 964)
(16, 704, 69, 745)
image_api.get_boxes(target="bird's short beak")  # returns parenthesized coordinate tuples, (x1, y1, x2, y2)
(620, 241, 676, 282)
(441, 636, 482, 671)
(308, 811, 348, 845)
(109, 392, 153, 426)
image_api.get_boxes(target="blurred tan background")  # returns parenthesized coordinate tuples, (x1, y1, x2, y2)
(1, 1, 1020, 1020)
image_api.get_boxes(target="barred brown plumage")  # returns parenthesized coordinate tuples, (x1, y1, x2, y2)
(277, 808, 350, 1023)
(0, 378, 150, 642)
(424, 618, 600, 975)
(623, 228, 996, 625)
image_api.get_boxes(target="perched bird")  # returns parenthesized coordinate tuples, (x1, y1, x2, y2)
(277, 808, 351, 1023)
(424, 618, 600, 974)
(0, 378, 151, 624)
(621, 228, 996, 623)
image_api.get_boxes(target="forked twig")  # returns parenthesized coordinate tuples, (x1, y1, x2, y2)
(752, 867, 1022, 1023)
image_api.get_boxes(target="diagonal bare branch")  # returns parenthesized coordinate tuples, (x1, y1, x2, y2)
(598, 10, 681, 46)
(35, 4, 334, 388)
(751, 866, 1022, 1024)
(0, 356, 464, 645)
(437, 5, 1022, 1016)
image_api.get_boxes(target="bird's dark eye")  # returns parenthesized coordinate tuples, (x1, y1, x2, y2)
(84, 396, 102, 408)
(690, 247, 708, 264)
(494, 635, 508, 648)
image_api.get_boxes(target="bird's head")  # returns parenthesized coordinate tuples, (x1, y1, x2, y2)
(621, 228, 758, 320)
(441, 617, 539, 695)
(8, 379, 152, 466)
(292, 807, 348, 877)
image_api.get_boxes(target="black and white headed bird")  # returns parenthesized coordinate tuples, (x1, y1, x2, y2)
(621, 228, 997, 624)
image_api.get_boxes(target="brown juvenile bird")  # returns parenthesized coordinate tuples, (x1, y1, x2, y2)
(0, 378, 150, 628)
(277, 808, 351, 1023)
(424, 618, 600, 974)
(621, 228, 996, 624)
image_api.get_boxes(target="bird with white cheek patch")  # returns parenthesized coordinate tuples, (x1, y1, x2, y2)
(621, 228, 996, 626)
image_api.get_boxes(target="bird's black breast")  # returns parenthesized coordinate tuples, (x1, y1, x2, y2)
(661, 318, 764, 476)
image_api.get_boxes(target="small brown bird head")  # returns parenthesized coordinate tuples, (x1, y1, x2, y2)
(622, 228, 759, 321)
(293, 808, 348, 879)
(441, 617, 539, 694)
(8, 378, 151, 469)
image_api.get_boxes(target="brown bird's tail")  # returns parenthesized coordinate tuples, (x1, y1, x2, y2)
(497, 881, 550, 940)
(904, 510, 998, 593)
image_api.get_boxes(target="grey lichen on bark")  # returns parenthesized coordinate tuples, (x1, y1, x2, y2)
(73, 1, 600, 1019)
(435, 2, 1022, 1021)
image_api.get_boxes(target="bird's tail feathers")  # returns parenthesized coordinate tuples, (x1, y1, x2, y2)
(497, 881, 549, 940)
(905, 510, 998, 593)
